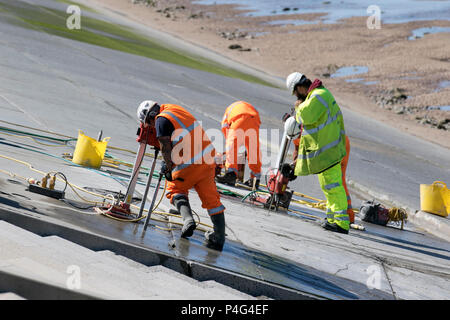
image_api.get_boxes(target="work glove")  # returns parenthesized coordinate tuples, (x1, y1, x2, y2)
(288, 163, 297, 181)
(161, 162, 173, 181)
(280, 163, 296, 182)
(282, 108, 295, 123)
(282, 113, 291, 123)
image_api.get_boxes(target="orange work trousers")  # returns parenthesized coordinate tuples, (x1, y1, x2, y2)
(166, 164, 225, 216)
(224, 115, 262, 179)
(341, 135, 354, 223)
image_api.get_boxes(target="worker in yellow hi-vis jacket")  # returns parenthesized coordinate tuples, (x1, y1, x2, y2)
(286, 72, 350, 234)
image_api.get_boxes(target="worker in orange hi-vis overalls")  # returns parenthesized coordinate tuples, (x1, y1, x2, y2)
(291, 131, 354, 224)
(137, 100, 226, 251)
(216, 101, 262, 189)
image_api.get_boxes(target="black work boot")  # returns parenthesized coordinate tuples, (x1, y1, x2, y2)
(322, 220, 349, 234)
(215, 171, 237, 186)
(205, 213, 226, 251)
(173, 196, 196, 238)
(243, 177, 260, 190)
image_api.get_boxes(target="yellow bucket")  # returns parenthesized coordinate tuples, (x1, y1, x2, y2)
(72, 130, 110, 169)
(420, 181, 449, 217)
(442, 183, 450, 215)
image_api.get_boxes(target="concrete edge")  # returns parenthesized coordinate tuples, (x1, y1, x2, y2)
(0, 269, 98, 300)
(0, 292, 26, 300)
(347, 179, 450, 242)
(409, 211, 450, 243)
(187, 261, 320, 300)
(0, 205, 324, 300)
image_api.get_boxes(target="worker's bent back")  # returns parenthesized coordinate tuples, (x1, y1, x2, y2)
(156, 104, 216, 180)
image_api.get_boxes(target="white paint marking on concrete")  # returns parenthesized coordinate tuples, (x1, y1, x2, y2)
(0, 93, 48, 129)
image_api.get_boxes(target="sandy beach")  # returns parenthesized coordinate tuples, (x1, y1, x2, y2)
(89, 0, 450, 148)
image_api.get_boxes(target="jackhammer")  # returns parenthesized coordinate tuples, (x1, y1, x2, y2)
(264, 116, 301, 211)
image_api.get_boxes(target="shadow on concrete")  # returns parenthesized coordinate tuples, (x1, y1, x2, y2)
(352, 232, 450, 261)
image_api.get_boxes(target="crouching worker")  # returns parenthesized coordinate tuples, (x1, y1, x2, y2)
(137, 100, 226, 250)
(285, 72, 350, 234)
(216, 101, 262, 189)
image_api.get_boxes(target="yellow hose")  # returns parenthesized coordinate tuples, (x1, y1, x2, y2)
(291, 198, 327, 210)
(388, 207, 408, 229)
(288, 208, 321, 220)
(107, 145, 158, 159)
(0, 168, 28, 182)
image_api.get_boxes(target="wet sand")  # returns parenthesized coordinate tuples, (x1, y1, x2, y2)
(89, 0, 450, 148)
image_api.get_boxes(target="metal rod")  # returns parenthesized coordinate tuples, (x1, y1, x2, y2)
(137, 149, 159, 218)
(143, 170, 164, 232)
(124, 142, 147, 205)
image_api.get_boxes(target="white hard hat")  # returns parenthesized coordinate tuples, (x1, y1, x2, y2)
(137, 100, 158, 122)
(284, 116, 301, 138)
(286, 72, 305, 94)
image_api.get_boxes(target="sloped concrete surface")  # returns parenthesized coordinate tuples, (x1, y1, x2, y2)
(0, 178, 390, 300)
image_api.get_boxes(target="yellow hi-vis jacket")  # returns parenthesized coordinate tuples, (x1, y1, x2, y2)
(294, 86, 347, 176)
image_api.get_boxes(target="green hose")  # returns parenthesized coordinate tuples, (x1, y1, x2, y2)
(242, 191, 256, 202)
(217, 186, 242, 198)
(0, 126, 75, 143)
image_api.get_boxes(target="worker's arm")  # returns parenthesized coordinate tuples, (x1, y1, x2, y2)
(292, 140, 300, 162)
(293, 98, 303, 163)
(221, 113, 229, 138)
(155, 117, 175, 171)
(221, 125, 228, 139)
(296, 96, 327, 126)
(282, 103, 302, 163)
(158, 136, 173, 171)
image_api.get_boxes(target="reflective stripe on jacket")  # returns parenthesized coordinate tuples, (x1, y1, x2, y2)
(294, 87, 347, 176)
(156, 104, 215, 179)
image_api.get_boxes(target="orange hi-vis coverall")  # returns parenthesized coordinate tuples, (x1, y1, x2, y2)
(221, 101, 262, 179)
(340, 135, 354, 223)
(293, 134, 354, 223)
(156, 104, 225, 217)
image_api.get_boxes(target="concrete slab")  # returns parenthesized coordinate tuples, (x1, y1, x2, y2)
(0, 259, 100, 300)
(0, 221, 256, 299)
(0, 227, 141, 299)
